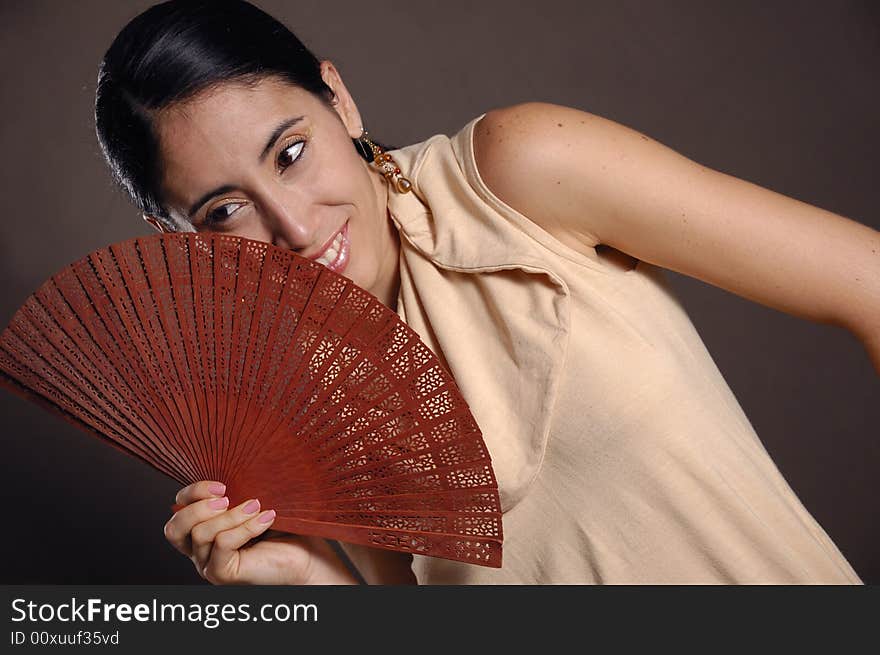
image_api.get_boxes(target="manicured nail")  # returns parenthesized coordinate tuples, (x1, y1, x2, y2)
(243, 499, 260, 514)
(208, 497, 229, 510)
(258, 510, 276, 524)
(209, 482, 226, 495)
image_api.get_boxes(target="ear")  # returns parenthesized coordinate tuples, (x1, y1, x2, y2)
(143, 214, 170, 233)
(319, 60, 364, 139)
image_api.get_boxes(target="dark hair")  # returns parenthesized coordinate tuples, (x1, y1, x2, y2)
(95, 0, 375, 232)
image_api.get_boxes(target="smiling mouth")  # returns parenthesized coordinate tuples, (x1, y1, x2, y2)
(312, 220, 350, 272)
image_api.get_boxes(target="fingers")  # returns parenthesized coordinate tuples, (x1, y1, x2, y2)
(163, 481, 278, 585)
(163, 480, 226, 557)
(175, 480, 226, 507)
(203, 504, 277, 584)
(190, 498, 268, 567)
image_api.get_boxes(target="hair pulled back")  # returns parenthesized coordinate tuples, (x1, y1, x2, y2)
(95, 0, 340, 232)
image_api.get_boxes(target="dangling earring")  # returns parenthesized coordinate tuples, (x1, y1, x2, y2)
(357, 128, 412, 194)
(144, 214, 171, 234)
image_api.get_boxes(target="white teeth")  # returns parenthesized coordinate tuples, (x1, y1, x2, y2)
(316, 246, 339, 266)
(315, 226, 346, 267)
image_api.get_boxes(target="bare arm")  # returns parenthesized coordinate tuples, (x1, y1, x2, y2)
(337, 542, 417, 585)
(473, 102, 880, 372)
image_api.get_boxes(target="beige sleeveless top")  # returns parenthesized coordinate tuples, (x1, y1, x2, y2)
(382, 114, 862, 584)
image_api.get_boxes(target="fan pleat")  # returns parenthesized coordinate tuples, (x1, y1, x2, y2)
(0, 232, 503, 568)
(7, 302, 186, 479)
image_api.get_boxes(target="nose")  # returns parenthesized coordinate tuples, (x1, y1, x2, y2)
(259, 193, 317, 253)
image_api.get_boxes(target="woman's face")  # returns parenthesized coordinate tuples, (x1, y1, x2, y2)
(152, 62, 401, 309)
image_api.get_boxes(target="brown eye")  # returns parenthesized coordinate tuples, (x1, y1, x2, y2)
(278, 140, 305, 170)
(205, 202, 243, 226)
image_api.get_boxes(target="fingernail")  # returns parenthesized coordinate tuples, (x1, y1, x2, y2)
(243, 499, 260, 514)
(208, 497, 229, 510)
(209, 482, 226, 495)
(258, 510, 276, 524)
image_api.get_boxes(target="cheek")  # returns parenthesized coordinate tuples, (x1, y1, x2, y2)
(316, 140, 371, 196)
(232, 220, 274, 243)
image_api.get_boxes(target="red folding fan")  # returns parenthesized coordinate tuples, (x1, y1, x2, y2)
(0, 232, 503, 568)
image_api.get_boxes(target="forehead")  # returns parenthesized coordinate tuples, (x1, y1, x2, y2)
(155, 78, 322, 209)
(156, 77, 317, 154)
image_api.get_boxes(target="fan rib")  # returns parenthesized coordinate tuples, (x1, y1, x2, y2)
(0, 232, 505, 568)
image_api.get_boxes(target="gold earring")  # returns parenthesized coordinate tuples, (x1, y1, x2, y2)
(144, 214, 170, 233)
(357, 129, 412, 194)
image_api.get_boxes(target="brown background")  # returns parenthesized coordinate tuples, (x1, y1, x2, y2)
(0, 0, 877, 584)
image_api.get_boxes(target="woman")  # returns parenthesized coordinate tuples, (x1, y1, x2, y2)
(94, 0, 875, 584)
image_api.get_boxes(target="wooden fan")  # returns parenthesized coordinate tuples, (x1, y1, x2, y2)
(0, 232, 503, 567)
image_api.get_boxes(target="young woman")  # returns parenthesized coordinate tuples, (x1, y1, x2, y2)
(94, 0, 876, 584)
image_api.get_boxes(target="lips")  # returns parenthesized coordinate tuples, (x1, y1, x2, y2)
(310, 220, 350, 273)
(306, 221, 347, 261)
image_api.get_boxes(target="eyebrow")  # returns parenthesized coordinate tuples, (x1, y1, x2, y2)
(259, 115, 305, 162)
(186, 115, 306, 219)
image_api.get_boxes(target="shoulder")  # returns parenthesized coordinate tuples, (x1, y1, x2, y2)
(473, 101, 598, 144)
(471, 102, 616, 252)
(471, 102, 697, 260)
(472, 102, 590, 182)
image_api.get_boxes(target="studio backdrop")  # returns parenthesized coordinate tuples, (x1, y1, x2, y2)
(0, 0, 877, 583)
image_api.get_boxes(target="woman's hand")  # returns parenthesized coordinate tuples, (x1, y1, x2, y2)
(164, 480, 359, 585)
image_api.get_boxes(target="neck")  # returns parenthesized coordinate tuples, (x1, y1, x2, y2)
(370, 169, 402, 312)
(381, 212, 402, 313)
